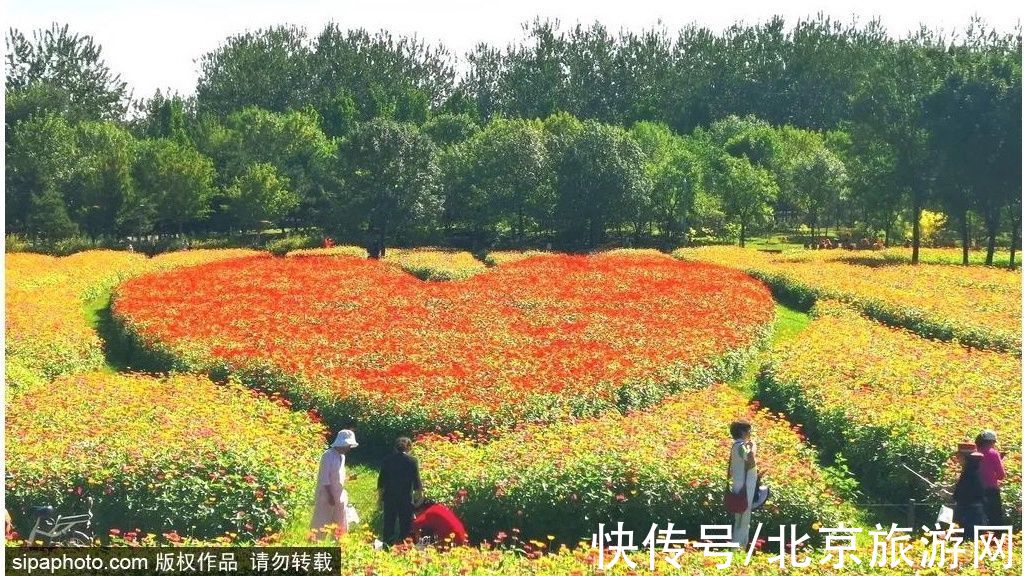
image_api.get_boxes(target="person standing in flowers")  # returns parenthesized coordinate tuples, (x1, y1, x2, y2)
(378, 436, 423, 545)
(728, 420, 757, 548)
(952, 448, 988, 540)
(311, 429, 358, 541)
(974, 430, 1006, 525)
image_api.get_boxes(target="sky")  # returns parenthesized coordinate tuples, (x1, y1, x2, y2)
(6, 0, 1022, 99)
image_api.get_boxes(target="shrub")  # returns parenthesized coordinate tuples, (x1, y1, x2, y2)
(758, 301, 1021, 525)
(265, 234, 318, 256)
(415, 384, 857, 546)
(285, 246, 368, 258)
(5, 372, 326, 541)
(385, 248, 488, 280)
(674, 246, 1021, 353)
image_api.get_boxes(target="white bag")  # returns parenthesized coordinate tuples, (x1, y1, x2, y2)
(936, 505, 954, 526)
(345, 503, 360, 528)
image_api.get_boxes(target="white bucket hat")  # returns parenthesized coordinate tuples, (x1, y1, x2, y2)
(331, 429, 359, 449)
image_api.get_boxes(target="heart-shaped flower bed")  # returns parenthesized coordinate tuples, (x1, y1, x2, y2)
(112, 252, 774, 445)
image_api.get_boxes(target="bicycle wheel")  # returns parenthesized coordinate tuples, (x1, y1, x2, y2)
(62, 530, 93, 546)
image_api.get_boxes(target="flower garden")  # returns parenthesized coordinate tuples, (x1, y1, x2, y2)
(758, 300, 1022, 521)
(674, 246, 1021, 353)
(4, 246, 1020, 574)
(6, 372, 326, 541)
(110, 252, 775, 444)
(415, 384, 855, 545)
(384, 248, 489, 280)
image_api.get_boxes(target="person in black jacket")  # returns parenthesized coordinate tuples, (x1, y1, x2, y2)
(378, 437, 423, 544)
(952, 451, 988, 541)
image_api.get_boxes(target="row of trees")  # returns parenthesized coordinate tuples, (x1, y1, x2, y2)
(2, 102, 841, 251)
(5, 19, 1021, 263)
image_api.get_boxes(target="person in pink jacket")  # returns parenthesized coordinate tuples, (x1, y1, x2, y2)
(974, 430, 1006, 525)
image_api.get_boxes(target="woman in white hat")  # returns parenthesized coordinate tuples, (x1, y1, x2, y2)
(311, 429, 358, 540)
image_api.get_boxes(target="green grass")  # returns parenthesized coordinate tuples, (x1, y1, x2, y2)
(279, 463, 383, 545)
(772, 303, 812, 344)
(729, 303, 810, 397)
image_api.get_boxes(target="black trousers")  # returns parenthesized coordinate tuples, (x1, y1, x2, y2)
(983, 487, 1004, 526)
(381, 500, 413, 544)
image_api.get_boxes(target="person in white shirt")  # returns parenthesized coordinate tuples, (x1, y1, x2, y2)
(311, 429, 358, 541)
(728, 420, 757, 548)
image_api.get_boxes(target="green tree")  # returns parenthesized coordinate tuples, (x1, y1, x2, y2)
(5, 113, 77, 232)
(200, 106, 333, 229)
(717, 155, 779, 247)
(337, 119, 438, 257)
(851, 34, 949, 263)
(468, 118, 551, 245)
(195, 25, 311, 117)
(64, 121, 140, 238)
(26, 186, 78, 239)
(546, 117, 650, 248)
(421, 113, 480, 147)
(310, 26, 455, 123)
(5, 24, 128, 122)
(133, 139, 216, 234)
(134, 90, 190, 143)
(927, 24, 1021, 265)
(631, 122, 705, 244)
(225, 163, 298, 231)
(777, 130, 848, 242)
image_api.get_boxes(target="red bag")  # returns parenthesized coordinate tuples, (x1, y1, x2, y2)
(723, 448, 749, 513)
(724, 488, 748, 513)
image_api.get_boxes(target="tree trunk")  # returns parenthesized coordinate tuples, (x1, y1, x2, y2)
(911, 193, 921, 265)
(985, 209, 999, 266)
(960, 207, 969, 266)
(1009, 206, 1020, 268)
(739, 222, 746, 248)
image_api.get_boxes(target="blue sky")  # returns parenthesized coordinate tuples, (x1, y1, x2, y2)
(7, 0, 1021, 100)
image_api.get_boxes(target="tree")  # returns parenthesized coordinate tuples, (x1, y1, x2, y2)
(546, 117, 650, 248)
(199, 106, 333, 229)
(5, 113, 77, 232)
(468, 118, 551, 245)
(337, 119, 438, 257)
(64, 121, 140, 238)
(631, 122, 705, 244)
(225, 163, 298, 231)
(926, 24, 1021, 265)
(717, 155, 779, 247)
(785, 145, 848, 242)
(310, 25, 455, 122)
(26, 186, 78, 239)
(5, 24, 129, 122)
(133, 139, 216, 234)
(195, 25, 311, 117)
(421, 113, 480, 147)
(134, 90, 190, 143)
(851, 34, 949, 263)
(321, 88, 358, 138)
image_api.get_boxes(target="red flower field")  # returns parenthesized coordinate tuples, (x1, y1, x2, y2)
(113, 253, 774, 438)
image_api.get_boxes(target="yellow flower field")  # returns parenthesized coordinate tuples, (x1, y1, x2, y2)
(760, 301, 1021, 522)
(674, 246, 1021, 353)
(416, 383, 857, 545)
(4, 249, 261, 391)
(5, 372, 326, 541)
(285, 245, 368, 258)
(384, 247, 488, 280)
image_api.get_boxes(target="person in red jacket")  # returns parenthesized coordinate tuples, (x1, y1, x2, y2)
(411, 500, 468, 546)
